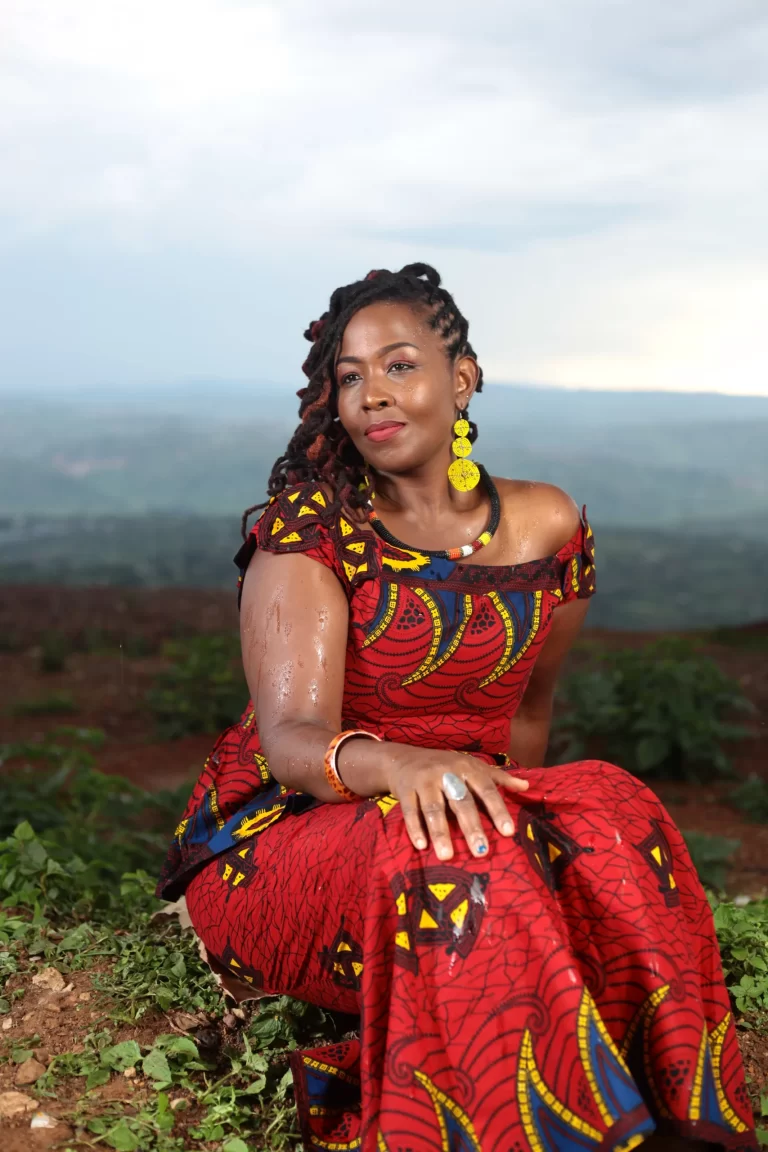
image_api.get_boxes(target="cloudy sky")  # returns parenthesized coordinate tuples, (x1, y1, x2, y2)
(1, 0, 767, 396)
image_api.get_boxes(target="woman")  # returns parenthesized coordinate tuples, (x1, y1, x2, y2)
(158, 264, 756, 1152)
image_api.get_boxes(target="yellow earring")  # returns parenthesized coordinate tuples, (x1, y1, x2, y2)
(448, 413, 480, 492)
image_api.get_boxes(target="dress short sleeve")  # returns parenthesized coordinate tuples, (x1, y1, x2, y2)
(233, 483, 349, 604)
(556, 506, 596, 604)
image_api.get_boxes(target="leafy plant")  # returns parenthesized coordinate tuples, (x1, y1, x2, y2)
(713, 898, 768, 1014)
(9, 690, 76, 716)
(683, 831, 741, 891)
(146, 634, 246, 739)
(38, 630, 71, 673)
(553, 638, 754, 779)
(731, 775, 768, 824)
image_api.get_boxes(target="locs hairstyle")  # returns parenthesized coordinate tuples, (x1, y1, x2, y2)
(241, 263, 484, 538)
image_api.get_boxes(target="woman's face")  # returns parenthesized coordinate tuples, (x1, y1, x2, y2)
(334, 300, 477, 474)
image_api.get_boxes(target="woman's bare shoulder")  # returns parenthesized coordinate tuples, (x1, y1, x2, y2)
(492, 477, 581, 557)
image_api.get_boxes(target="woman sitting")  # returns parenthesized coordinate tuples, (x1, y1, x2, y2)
(158, 263, 756, 1152)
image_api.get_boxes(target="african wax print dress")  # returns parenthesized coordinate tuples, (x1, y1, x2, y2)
(157, 482, 757, 1152)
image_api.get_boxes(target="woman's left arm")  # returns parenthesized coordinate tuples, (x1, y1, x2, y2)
(508, 599, 590, 767)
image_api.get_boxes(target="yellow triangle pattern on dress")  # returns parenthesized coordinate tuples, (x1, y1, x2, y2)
(343, 560, 357, 582)
(428, 883, 456, 902)
(548, 842, 562, 862)
(396, 892, 407, 915)
(270, 516, 285, 535)
(311, 490, 326, 507)
(651, 846, 662, 866)
(346, 540, 366, 555)
(337, 941, 352, 952)
(339, 517, 354, 536)
(298, 505, 317, 517)
(450, 899, 468, 930)
(419, 908, 439, 930)
(395, 931, 410, 949)
(287, 491, 300, 503)
(351, 961, 363, 977)
(280, 532, 303, 544)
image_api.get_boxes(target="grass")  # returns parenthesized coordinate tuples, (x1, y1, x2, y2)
(0, 729, 766, 1148)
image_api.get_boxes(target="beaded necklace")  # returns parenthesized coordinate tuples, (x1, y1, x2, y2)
(366, 465, 501, 562)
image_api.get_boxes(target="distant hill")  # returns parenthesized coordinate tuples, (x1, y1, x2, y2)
(1, 384, 767, 531)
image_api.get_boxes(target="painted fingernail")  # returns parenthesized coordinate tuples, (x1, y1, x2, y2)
(475, 842, 488, 855)
(415, 838, 427, 850)
(502, 820, 514, 835)
(437, 844, 451, 860)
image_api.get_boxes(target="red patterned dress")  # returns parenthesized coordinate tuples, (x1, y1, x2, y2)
(158, 482, 756, 1152)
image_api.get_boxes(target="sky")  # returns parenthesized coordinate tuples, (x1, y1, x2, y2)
(1, 0, 767, 397)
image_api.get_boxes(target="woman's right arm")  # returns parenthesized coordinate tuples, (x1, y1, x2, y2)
(240, 547, 528, 857)
(240, 547, 391, 803)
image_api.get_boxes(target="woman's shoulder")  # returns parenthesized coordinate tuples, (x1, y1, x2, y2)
(491, 477, 583, 558)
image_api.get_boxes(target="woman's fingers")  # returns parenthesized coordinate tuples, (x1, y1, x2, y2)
(495, 772, 530, 793)
(418, 790, 455, 861)
(446, 789, 490, 857)
(469, 774, 517, 837)
(400, 792, 428, 852)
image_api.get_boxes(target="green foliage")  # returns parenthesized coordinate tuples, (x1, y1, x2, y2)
(8, 689, 76, 716)
(683, 831, 741, 891)
(553, 638, 753, 779)
(0, 729, 189, 886)
(732, 775, 768, 824)
(146, 634, 246, 739)
(713, 898, 768, 1015)
(38, 630, 71, 673)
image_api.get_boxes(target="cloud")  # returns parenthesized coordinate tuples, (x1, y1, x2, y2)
(0, 0, 767, 395)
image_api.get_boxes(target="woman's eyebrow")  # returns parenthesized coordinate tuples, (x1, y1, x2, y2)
(336, 341, 421, 367)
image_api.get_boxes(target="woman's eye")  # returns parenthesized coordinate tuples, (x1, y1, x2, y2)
(340, 372, 361, 386)
(389, 361, 413, 373)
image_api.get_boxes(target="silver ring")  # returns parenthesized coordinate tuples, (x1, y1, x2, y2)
(442, 772, 469, 802)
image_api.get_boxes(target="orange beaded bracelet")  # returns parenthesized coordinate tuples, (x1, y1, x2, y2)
(323, 729, 382, 801)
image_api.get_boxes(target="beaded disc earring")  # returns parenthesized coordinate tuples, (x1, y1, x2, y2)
(447, 411, 480, 492)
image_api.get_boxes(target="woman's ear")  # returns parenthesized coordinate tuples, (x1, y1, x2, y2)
(454, 355, 480, 409)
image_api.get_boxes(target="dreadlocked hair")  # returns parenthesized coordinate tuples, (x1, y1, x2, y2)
(241, 262, 484, 538)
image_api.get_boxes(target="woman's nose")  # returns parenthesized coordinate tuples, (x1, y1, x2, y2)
(360, 371, 394, 411)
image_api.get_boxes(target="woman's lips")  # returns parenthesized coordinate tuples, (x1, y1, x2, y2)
(365, 422, 406, 443)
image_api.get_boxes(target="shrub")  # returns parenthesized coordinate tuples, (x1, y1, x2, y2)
(712, 897, 768, 1015)
(552, 638, 754, 780)
(9, 690, 76, 717)
(146, 634, 246, 739)
(683, 831, 741, 892)
(38, 630, 71, 673)
(731, 775, 768, 824)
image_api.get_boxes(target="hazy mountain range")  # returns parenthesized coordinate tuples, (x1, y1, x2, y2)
(2, 382, 767, 533)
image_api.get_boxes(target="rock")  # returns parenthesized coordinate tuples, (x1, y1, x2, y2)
(123, 1067, 137, 1079)
(31, 967, 65, 993)
(2, 1016, 13, 1030)
(32, 1048, 50, 1066)
(0, 1091, 37, 1118)
(222, 1012, 237, 1029)
(78, 992, 91, 1002)
(173, 1011, 203, 1031)
(15, 1058, 48, 1086)
(170, 1097, 187, 1111)
(30, 1110, 60, 1129)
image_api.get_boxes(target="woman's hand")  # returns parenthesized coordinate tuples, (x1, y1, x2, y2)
(383, 748, 529, 861)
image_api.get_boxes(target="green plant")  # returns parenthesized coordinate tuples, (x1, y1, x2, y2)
(552, 638, 754, 779)
(146, 634, 246, 739)
(9, 690, 76, 717)
(38, 630, 71, 673)
(712, 898, 768, 1014)
(731, 775, 768, 824)
(683, 831, 741, 891)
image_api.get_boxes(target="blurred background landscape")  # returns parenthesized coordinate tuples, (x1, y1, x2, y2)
(2, 380, 767, 629)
